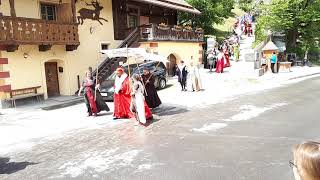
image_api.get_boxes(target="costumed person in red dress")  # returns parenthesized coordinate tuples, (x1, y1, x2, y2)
(113, 67, 134, 119)
(244, 20, 248, 35)
(113, 67, 152, 121)
(247, 22, 252, 36)
(216, 47, 225, 73)
(78, 71, 110, 117)
(224, 44, 231, 68)
(130, 74, 153, 125)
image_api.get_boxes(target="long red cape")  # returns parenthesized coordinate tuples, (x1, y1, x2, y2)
(113, 77, 152, 120)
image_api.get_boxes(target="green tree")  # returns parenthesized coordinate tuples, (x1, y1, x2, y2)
(238, 0, 253, 12)
(178, 0, 236, 34)
(255, 0, 320, 55)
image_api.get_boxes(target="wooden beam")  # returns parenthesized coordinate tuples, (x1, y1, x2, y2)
(71, 0, 77, 23)
(0, 85, 11, 92)
(6, 45, 19, 52)
(66, 44, 79, 51)
(0, 72, 10, 78)
(0, 58, 8, 64)
(9, 0, 16, 17)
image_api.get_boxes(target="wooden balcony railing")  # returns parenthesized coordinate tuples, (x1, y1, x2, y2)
(0, 16, 79, 50)
(139, 24, 204, 42)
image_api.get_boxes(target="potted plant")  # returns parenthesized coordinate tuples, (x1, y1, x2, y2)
(184, 25, 193, 32)
(172, 25, 183, 31)
(195, 27, 204, 33)
(158, 23, 170, 30)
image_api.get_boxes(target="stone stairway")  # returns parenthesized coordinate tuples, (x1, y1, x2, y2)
(228, 34, 257, 77)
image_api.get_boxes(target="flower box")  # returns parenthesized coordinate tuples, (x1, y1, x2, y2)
(195, 28, 204, 33)
(184, 26, 193, 31)
(158, 23, 170, 30)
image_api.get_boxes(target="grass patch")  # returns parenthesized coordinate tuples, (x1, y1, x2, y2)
(213, 7, 246, 43)
(310, 59, 320, 66)
(214, 29, 231, 43)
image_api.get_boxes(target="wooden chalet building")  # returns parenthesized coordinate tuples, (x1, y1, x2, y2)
(0, 0, 203, 108)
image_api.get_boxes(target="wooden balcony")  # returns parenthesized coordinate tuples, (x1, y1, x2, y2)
(0, 16, 79, 52)
(139, 24, 204, 42)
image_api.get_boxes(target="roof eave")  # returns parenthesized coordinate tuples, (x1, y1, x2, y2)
(132, 0, 201, 15)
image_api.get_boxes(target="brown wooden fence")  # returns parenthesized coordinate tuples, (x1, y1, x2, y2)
(0, 16, 79, 45)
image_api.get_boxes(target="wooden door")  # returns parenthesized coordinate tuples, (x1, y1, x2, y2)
(167, 54, 177, 76)
(140, 16, 149, 25)
(45, 62, 60, 97)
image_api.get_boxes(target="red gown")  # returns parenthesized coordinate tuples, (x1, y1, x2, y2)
(216, 54, 225, 73)
(84, 79, 98, 114)
(113, 76, 152, 120)
(224, 50, 231, 68)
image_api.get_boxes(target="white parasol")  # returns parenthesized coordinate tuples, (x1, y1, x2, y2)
(100, 48, 169, 65)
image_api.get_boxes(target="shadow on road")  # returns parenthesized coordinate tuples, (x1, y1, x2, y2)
(97, 111, 113, 116)
(152, 104, 189, 117)
(0, 157, 38, 174)
(158, 84, 174, 91)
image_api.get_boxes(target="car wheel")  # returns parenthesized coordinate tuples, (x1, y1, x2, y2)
(159, 78, 166, 89)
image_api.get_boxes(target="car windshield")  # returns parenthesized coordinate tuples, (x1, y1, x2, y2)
(106, 72, 117, 81)
(132, 67, 144, 75)
(132, 63, 157, 75)
(104, 61, 165, 81)
(105, 64, 140, 81)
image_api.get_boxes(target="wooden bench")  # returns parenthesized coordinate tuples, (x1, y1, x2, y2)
(4, 86, 44, 107)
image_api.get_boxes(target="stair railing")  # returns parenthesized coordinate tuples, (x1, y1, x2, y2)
(91, 27, 140, 79)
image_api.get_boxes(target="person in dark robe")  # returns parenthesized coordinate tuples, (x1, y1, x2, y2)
(141, 67, 162, 109)
(176, 61, 188, 91)
(89, 67, 110, 113)
(78, 70, 110, 117)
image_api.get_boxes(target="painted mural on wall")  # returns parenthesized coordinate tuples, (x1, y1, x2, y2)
(77, 0, 108, 25)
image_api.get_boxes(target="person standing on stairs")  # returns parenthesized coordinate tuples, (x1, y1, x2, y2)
(233, 43, 240, 62)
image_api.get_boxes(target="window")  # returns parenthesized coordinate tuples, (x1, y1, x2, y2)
(101, 43, 109, 50)
(127, 5, 139, 28)
(128, 15, 138, 28)
(41, 4, 57, 21)
(100, 42, 110, 52)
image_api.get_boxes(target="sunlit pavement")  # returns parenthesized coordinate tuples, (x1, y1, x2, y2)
(1, 65, 320, 157)
(1, 35, 320, 179)
(1, 74, 320, 179)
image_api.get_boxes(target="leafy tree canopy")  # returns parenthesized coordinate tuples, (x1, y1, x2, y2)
(178, 0, 236, 34)
(238, 0, 254, 12)
(255, 0, 320, 54)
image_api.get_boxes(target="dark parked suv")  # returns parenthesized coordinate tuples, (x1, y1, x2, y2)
(99, 61, 168, 101)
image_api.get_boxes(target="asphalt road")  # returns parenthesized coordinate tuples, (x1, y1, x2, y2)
(1, 77, 320, 180)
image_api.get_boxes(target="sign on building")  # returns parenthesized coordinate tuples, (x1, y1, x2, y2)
(207, 37, 216, 50)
